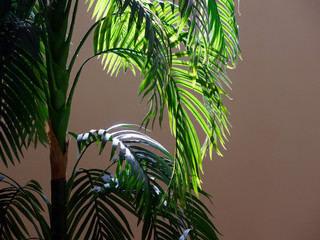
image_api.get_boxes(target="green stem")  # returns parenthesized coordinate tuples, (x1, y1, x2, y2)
(68, 17, 105, 72)
(66, 0, 79, 45)
(67, 48, 144, 107)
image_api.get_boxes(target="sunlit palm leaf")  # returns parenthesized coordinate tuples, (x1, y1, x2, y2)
(0, 0, 47, 167)
(143, 1, 238, 196)
(89, 0, 171, 66)
(0, 173, 51, 240)
(86, 0, 171, 127)
(207, 0, 241, 66)
(84, 0, 240, 202)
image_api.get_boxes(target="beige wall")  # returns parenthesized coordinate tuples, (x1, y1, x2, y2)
(3, 0, 320, 239)
(206, 1, 320, 239)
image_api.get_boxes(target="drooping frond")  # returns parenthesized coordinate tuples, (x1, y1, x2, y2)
(164, 48, 232, 195)
(207, 0, 241, 67)
(84, 0, 171, 127)
(83, 0, 240, 201)
(68, 124, 220, 239)
(67, 168, 134, 240)
(69, 124, 175, 239)
(0, 174, 50, 240)
(141, 0, 240, 196)
(68, 168, 219, 240)
(0, 0, 48, 167)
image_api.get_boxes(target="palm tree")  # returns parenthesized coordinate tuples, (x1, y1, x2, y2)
(0, 0, 240, 239)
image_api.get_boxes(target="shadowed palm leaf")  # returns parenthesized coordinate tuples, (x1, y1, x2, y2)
(0, 173, 50, 240)
(0, 0, 47, 166)
(68, 124, 219, 239)
(67, 168, 135, 240)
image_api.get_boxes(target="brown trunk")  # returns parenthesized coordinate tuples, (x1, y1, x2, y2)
(46, 121, 68, 240)
(46, 121, 68, 180)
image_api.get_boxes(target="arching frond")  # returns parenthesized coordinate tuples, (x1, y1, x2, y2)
(67, 168, 134, 240)
(83, 0, 240, 200)
(140, 0, 240, 196)
(0, 173, 50, 240)
(68, 168, 219, 240)
(164, 48, 232, 195)
(207, 0, 241, 66)
(0, 1, 48, 167)
(70, 124, 174, 233)
(85, 0, 171, 127)
(68, 124, 220, 239)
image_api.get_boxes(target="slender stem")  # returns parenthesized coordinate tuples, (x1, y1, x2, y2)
(66, 0, 79, 45)
(41, 24, 58, 112)
(67, 48, 143, 107)
(67, 54, 94, 107)
(68, 18, 105, 73)
(66, 142, 92, 199)
(65, 0, 73, 14)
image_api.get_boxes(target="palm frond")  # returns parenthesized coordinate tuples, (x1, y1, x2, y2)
(0, 1, 48, 167)
(207, 0, 241, 67)
(81, 0, 240, 211)
(67, 168, 134, 240)
(0, 173, 51, 240)
(85, 0, 171, 127)
(69, 124, 174, 238)
(143, 0, 239, 196)
(68, 168, 220, 239)
(68, 124, 220, 239)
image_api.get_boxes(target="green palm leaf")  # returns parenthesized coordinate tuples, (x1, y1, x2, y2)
(70, 124, 174, 227)
(67, 168, 134, 240)
(69, 124, 220, 239)
(0, 0, 240, 239)
(207, 0, 241, 66)
(0, 0, 48, 167)
(0, 173, 51, 240)
(139, 0, 240, 196)
(85, 0, 171, 128)
(84, 1, 241, 197)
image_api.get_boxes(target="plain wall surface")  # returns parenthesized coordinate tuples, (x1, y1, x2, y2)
(2, 1, 320, 239)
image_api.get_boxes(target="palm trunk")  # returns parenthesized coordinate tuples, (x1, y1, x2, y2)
(51, 179, 67, 240)
(47, 121, 68, 239)
(45, 1, 72, 238)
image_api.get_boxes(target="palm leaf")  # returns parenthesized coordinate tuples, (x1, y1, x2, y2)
(69, 124, 174, 238)
(207, 0, 241, 66)
(67, 170, 219, 240)
(67, 168, 134, 240)
(72, 0, 240, 232)
(140, 0, 239, 197)
(68, 124, 220, 239)
(0, 173, 51, 240)
(81, 0, 240, 210)
(0, 0, 48, 167)
(84, 0, 171, 127)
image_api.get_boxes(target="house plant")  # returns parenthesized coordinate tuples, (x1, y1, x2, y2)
(0, 0, 240, 239)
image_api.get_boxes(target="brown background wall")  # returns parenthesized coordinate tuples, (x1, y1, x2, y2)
(3, 0, 320, 239)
